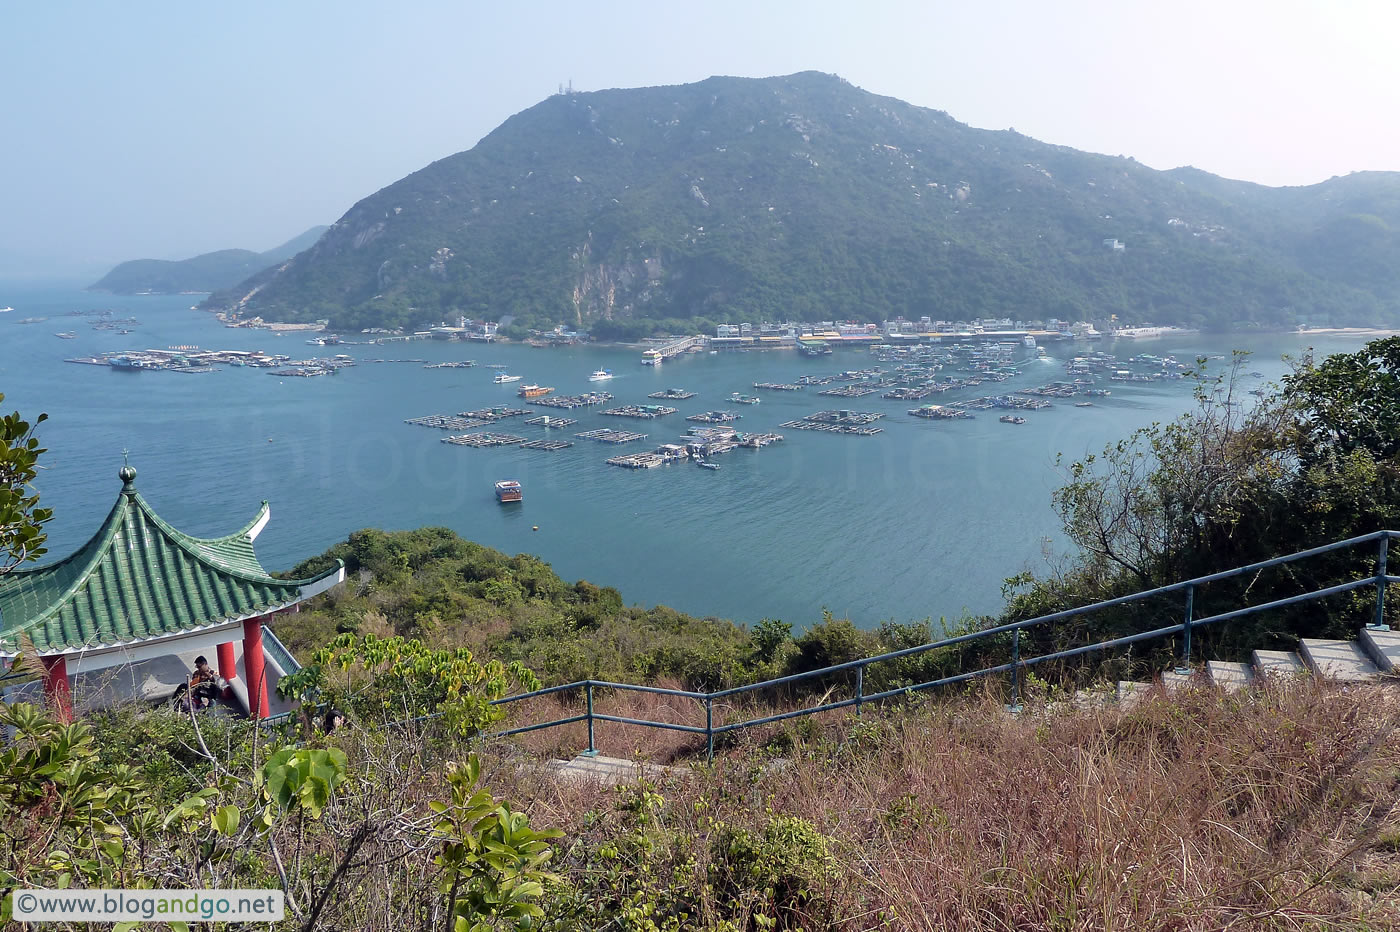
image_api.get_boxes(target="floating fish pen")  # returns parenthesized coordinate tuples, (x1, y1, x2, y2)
(484, 363, 510, 369)
(818, 385, 879, 397)
(406, 414, 492, 431)
(607, 452, 667, 469)
(270, 367, 331, 377)
(779, 410, 884, 434)
(806, 410, 883, 425)
(686, 411, 741, 423)
(457, 406, 532, 421)
(796, 375, 834, 386)
(171, 366, 217, 374)
(525, 415, 578, 428)
(601, 405, 678, 419)
(882, 387, 934, 400)
(423, 361, 477, 369)
(737, 432, 784, 448)
(687, 440, 738, 457)
(752, 382, 801, 391)
(520, 439, 574, 451)
(531, 391, 613, 409)
(441, 432, 527, 447)
(909, 405, 972, 420)
(576, 428, 648, 444)
(1015, 382, 1078, 398)
(649, 388, 696, 400)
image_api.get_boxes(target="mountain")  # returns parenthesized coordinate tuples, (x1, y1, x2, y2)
(203, 73, 1400, 334)
(90, 226, 328, 295)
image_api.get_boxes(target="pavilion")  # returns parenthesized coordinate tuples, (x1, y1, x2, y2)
(0, 465, 344, 720)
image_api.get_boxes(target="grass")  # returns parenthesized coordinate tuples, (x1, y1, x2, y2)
(479, 677, 1400, 930)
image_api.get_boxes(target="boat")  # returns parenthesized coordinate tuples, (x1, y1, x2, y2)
(1074, 402, 1094, 407)
(698, 461, 722, 470)
(999, 415, 1026, 424)
(494, 479, 523, 503)
(55, 331, 77, 339)
(588, 369, 614, 381)
(0, 306, 12, 313)
(728, 393, 761, 405)
(641, 349, 663, 366)
(493, 373, 522, 384)
(517, 384, 554, 398)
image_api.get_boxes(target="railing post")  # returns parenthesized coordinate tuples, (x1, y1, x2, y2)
(1372, 537, 1389, 630)
(1175, 585, 1195, 675)
(705, 697, 714, 764)
(855, 665, 864, 716)
(1008, 627, 1022, 713)
(583, 682, 597, 757)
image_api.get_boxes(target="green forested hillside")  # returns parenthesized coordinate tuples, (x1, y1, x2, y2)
(89, 225, 327, 294)
(204, 72, 1400, 333)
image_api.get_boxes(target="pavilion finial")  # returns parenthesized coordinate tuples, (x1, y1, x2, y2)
(118, 452, 137, 492)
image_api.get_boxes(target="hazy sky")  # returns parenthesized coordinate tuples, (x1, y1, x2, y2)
(3, 0, 1397, 280)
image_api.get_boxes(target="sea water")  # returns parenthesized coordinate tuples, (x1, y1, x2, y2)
(0, 282, 1372, 629)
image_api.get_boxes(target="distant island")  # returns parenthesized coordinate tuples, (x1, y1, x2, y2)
(202, 71, 1400, 337)
(89, 225, 328, 295)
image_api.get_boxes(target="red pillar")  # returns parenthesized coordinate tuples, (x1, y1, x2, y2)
(216, 641, 238, 700)
(41, 655, 73, 722)
(242, 617, 269, 720)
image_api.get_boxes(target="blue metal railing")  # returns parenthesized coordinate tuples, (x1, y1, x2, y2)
(489, 530, 1399, 762)
(261, 624, 301, 675)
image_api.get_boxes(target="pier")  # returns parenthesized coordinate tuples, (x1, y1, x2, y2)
(576, 428, 649, 444)
(640, 335, 704, 364)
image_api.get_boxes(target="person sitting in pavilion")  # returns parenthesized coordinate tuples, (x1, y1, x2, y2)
(172, 655, 227, 711)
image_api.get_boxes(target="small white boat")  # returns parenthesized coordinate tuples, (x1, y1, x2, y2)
(493, 373, 522, 383)
(588, 369, 614, 381)
(0, 306, 13, 313)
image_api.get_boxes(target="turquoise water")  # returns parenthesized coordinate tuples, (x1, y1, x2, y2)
(0, 283, 1372, 629)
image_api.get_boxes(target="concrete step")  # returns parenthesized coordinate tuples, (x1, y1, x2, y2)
(1206, 661, 1254, 692)
(1160, 669, 1197, 691)
(1298, 639, 1380, 683)
(547, 754, 684, 786)
(1360, 627, 1400, 673)
(1252, 649, 1306, 679)
(1117, 680, 1151, 709)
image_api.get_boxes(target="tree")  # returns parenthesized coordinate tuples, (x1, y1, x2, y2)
(0, 393, 51, 573)
(1284, 336, 1400, 463)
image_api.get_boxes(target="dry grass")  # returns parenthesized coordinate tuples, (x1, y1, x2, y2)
(484, 678, 1400, 930)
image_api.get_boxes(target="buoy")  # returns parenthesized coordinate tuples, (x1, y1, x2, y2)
(532, 526, 539, 531)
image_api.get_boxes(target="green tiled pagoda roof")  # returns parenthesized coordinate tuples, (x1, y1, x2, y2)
(0, 468, 342, 654)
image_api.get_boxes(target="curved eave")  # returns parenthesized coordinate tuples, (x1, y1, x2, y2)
(0, 559, 345, 658)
